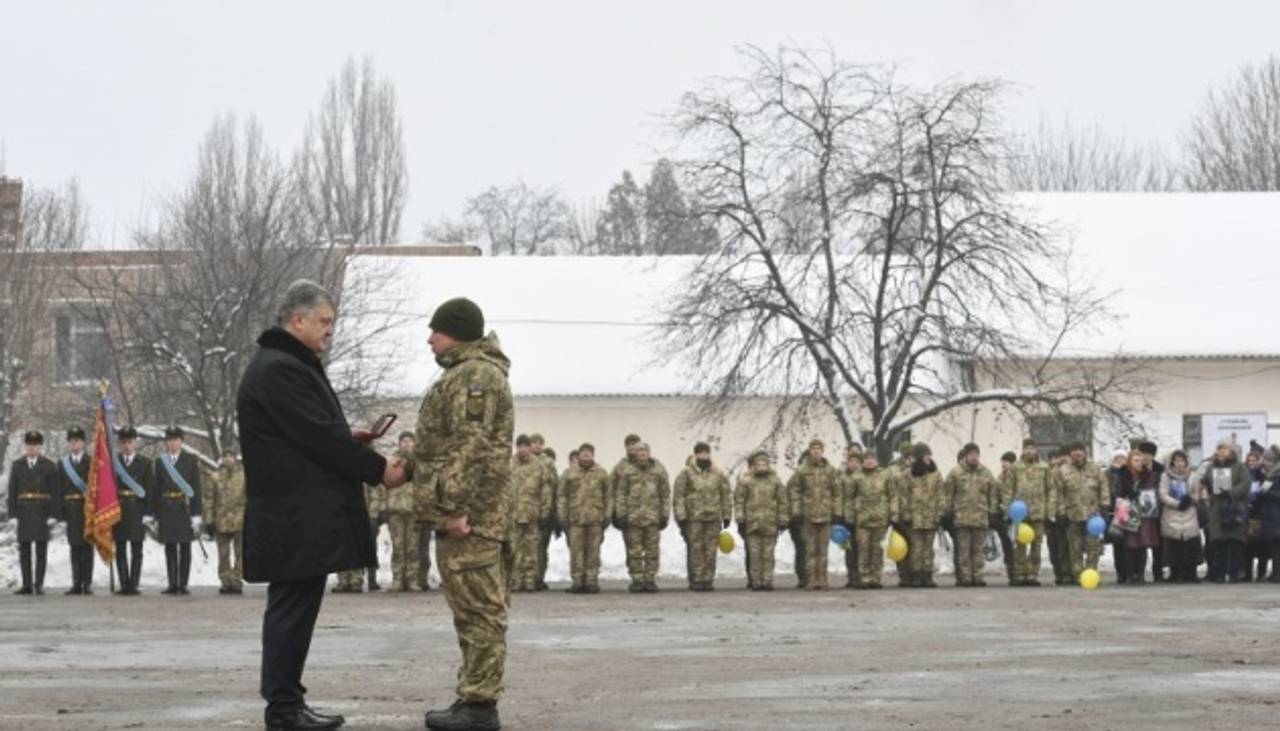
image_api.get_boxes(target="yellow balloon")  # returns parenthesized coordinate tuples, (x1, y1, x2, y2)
(1079, 568, 1101, 590)
(718, 531, 736, 554)
(1015, 522, 1036, 545)
(886, 530, 909, 562)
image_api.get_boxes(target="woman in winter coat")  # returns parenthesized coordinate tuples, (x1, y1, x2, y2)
(1112, 449, 1161, 584)
(1158, 450, 1203, 583)
(1245, 450, 1270, 581)
(1200, 438, 1251, 582)
(1255, 445, 1280, 583)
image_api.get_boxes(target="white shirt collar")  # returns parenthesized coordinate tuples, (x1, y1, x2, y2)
(27, 457, 37, 468)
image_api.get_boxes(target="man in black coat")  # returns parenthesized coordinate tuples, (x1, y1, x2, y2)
(55, 427, 94, 595)
(149, 426, 203, 595)
(114, 426, 154, 595)
(7, 431, 57, 595)
(237, 279, 404, 731)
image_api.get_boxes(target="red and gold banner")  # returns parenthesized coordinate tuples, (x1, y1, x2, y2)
(85, 392, 121, 563)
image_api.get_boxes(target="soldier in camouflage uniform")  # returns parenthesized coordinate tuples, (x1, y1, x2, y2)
(529, 434, 559, 592)
(558, 443, 612, 593)
(839, 447, 862, 588)
(615, 443, 670, 593)
(673, 442, 732, 591)
(609, 434, 642, 531)
(335, 468, 388, 593)
(885, 441, 916, 587)
(945, 443, 998, 587)
(509, 434, 553, 592)
(1002, 438, 1053, 587)
(995, 451, 1019, 582)
(846, 452, 893, 589)
(205, 448, 247, 594)
(734, 451, 788, 590)
(1052, 441, 1109, 581)
(414, 298, 515, 731)
(901, 443, 943, 588)
(1044, 447, 1074, 585)
(385, 431, 423, 593)
(786, 439, 840, 590)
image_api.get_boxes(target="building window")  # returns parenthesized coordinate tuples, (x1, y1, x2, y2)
(54, 311, 111, 385)
(1026, 415, 1094, 455)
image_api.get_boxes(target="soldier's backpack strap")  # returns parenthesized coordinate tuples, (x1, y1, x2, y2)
(160, 455, 195, 498)
(114, 456, 147, 498)
(60, 456, 88, 494)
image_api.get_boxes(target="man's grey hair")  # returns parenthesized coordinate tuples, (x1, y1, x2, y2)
(276, 279, 336, 325)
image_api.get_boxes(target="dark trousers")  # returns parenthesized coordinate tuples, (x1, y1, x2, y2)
(164, 542, 192, 589)
(17, 541, 48, 589)
(1209, 539, 1244, 581)
(1163, 536, 1202, 582)
(68, 544, 95, 589)
(1046, 520, 1070, 581)
(1121, 546, 1149, 582)
(115, 540, 144, 591)
(261, 575, 328, 714)
(996, 523, 1016, 582)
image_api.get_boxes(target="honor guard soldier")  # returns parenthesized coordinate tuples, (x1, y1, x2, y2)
(7, 431, 57, 595)
(56, 427, 94, 595)
(148, 426, 203, 595)
(113, 427, 154, 595)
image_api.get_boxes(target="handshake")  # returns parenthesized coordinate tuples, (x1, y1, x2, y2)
(383, 457, 409, 488)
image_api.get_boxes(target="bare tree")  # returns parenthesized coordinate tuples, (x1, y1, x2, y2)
(0, 179, 88, 468)
(1183, 55, 1280, 190)
(296, 56, 408, 245)
(453, 181, 572, 255)
(661, 46, 1145, 457)
(1006, 117, 1177, 191)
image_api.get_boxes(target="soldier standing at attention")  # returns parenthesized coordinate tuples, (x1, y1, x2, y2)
(55, 427, 93, 595)
(149, 426, 203, 596)
(7, 431, 56, 595)
(786, 439, 840, 590)
(615, 442, 670, 593)
(412, 298, 514, 731)
(528, 433, 558, 592)
(946, 443, 997, 587)
(1053, 441, 1110, 582)
(673, 442, 732, 591)
(733, 451, 789, 591)
(510, 434, 553, 592)
(903, 443, 944, 588)
(558, 444, 611, 594)
(113, 427, 153, 595)
(847, 452, 892, 589)
(207, 448, 247, 595)
(610, 434, 642, 529)
(1003, 438, 1053, 587)
(839, 447, 862, 588)
(384, 431, 421, 593)
(886, 441, 916, 587)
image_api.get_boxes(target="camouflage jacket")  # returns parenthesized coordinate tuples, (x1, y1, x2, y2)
(1052, 461, 1109, 521)
(385, 447, 416, 514)
(846, 467, 894, 528)
(557, 462, 613, 526)
(410, 333, 515, 542)
(901, 468, 945, 529)
(1001, 458, 1053, 522)
(510, 454, 553, 525)
(615, 459, 671, 527)
(205, 464, 246, 533)
(786, 455, 840, 524)
(946, 463, 998, 528)
(733, 470, 789, 535)
(884, 459, 912, 524)
(538, 452, 559, 524)
(365, 481, 388, 516)
(673, 460, 731, 523)
(609, 457, 637, 521)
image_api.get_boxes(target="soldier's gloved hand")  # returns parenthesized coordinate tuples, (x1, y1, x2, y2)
(722, 519, 731, 530)
(47, 517, 58, 528)
(600, 519, 611, 531)
(191, 517, 204, 535)
(659, 518, 669, 531)
(988, 514, 1002, 530)
(205, 522, 217, 538)
(737, 523, 746, 539)
(143, 516, 157, 529)
(789, 519, 803, 533)
(378, 512, 389, 524)
(677, 520, 687, 539)
(614, 517, 628, 530)
(553, 527, 564, 539)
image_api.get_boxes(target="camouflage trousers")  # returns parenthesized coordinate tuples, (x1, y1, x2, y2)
(567, 524, 604, 589)
(387, 514, 432, 591)
(909, 528, 936, 579)
(215, 532, 243, 589)
(1065, 522, 1101, 579)
(510, 522, 540, 590)
(800, 522, 830, 589)
(953, 527, 986, 584)
(855, 525, 886, 585)
(683, 520, 720, 586)
(438, 533, 512, 703)
(623, 525, 661, 584)
(744, 531, 777, 588)
(1015, 521, 1045, 582)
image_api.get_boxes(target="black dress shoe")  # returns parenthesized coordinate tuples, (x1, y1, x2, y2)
(264, 707, 342, 730)
(81, 587, 94, 596)
(300, 705, 344, 727)
(14, 587, 33, 595)
(64, 586, 82, 596)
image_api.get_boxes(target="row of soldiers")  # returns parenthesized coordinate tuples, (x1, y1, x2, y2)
(5, 427, 248, 596)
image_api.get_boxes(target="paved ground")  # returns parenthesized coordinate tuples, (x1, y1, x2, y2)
(2, 574, 1280, 731)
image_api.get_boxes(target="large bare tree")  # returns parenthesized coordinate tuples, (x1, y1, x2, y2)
(1183, 55, 1280, 191)
(296, 56, 408, 245)
(423, 181, 572, 255)
(661, 47, 1144, 456)
(1006, 117, 1177, 192)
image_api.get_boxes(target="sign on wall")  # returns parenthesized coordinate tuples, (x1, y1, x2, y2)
(1200, 413, 1269, 460)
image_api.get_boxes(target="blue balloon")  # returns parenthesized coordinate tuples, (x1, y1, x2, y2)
(1008, 500, 1029, 523)
(1086, 515, 1107, 538)
(830, 524, 850, 546)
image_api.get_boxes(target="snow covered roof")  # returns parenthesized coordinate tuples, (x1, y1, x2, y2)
(344, 193, 1280, 397)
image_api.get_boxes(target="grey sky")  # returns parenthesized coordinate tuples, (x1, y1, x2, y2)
(3, 0, 1277, 246)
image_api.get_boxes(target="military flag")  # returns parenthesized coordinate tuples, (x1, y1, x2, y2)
(85, 385, 122, 563)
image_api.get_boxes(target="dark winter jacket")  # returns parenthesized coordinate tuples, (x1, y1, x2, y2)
(1201, 455, 1250, 542)
(1257, 465, 1280, 542)
(238, 327, 387, 583)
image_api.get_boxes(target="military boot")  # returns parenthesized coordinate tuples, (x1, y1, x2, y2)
(14, 555, 33, 595)
(367, 567, 381, 592)
(424, 700, 500, 731)
(65, 553, 83, 595)
(34, 544, 47, 594)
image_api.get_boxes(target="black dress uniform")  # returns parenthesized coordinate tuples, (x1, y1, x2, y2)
(150, 436, 202, 594)
(55, 430, 94, 595)
(6, 432, 56, 595)
(113, 428, 154, 595)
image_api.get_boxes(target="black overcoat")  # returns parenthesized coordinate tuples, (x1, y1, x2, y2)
(113, 454, 154, 543)
(151, 451, 202, 544)
(54, 454, 91, 546)
(6, 457, 57, 542)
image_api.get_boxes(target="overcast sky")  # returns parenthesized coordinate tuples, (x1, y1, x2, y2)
(3, 0, 1278, 246)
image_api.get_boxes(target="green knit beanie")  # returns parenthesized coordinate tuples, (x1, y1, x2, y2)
(429, 297, 485, 342)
